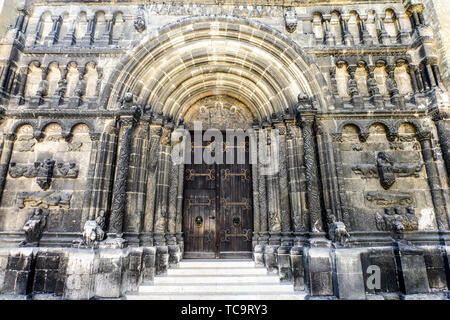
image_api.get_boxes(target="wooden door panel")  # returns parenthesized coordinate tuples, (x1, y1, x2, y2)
(183, 189, 216, 257)
(183, 132, 253, 259)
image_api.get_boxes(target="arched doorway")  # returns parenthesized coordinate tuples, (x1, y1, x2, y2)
(182, 95, 255, 258)
(102, 16, 331, 259)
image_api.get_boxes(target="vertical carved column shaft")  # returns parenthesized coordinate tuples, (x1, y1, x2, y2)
(90, 126, 118, 219)
(417, 131, 449, 230)
(175, 158, 185, 244)
(0, 134, 16, 204)
(108, 117, 134, 234)
(300, 116, 323, 232)
(167, 154, 179, 239)
(250, 128, 260, 242)
(258, 129, 269, 243)
(266, 129, 282, 238)
(433, 112, 450, 180)
(275, 123, 291, 237)
(153, 127, 172, 245)
(408, 65, 419, 94)
(286, 124, 304, 232)
(81, 132, 100, 222)
(143, 127, 161, 234)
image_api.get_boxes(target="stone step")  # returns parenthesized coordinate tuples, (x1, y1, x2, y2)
(177, 260, 255, 268)
(139, 283, 294, 294)
(154, 275, 280, 285)
(167, 267, 268, 276)
(127, 292, 307, 300)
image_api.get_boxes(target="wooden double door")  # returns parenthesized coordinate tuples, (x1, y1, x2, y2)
(183, 136, 253, 258)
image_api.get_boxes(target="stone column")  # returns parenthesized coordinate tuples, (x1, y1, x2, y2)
(432, 111, 450, 180)
(104, 116, 135, 247)
(359, 15, 372, 45)
(17, 67, 28, 105)
(249, 127, 260, 248)
(408, 65, 420, 94)
(44, 15, 62, 45)
(298, 113, 325, 238)
(367, 66, 384, 109)
(142, 126, 162, 245)
(266, 127, 282, 245)
(89, 124, 118, 221)
(258, 128, 269, 245)
(274, 121, 292, 245)
(0, 134, 16, 204)
(175, 147, 185, 256)
(416, 130, 449, 230)
(348, 66, 363, 109)
(81, 132, 101, 223)
(99, 15, 114, 46)
(387, 65, 405, 109)
(82, 16, 96, 45)
(167, 130, 181, 266)
(153, 125, 173, 247)
(286, 123, 306, 235)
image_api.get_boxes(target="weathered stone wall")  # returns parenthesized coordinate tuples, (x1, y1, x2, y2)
(0, 0, 448, 299)
(0, 0, 17, 41)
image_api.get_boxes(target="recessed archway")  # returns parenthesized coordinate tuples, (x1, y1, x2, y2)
(102, 16, 333, 119)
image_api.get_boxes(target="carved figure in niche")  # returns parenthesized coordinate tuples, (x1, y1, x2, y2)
(20, 208, 47, 246)
(375, 205, 418, 232)
(327, 214, 350, 246)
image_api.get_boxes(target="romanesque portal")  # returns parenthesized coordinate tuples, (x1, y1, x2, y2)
(0, 0, 448, 300)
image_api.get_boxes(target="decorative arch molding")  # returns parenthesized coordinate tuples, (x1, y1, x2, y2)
(101, 16, 332, 119)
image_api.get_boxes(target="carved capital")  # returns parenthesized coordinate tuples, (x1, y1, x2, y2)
(416, 130, 432, 142)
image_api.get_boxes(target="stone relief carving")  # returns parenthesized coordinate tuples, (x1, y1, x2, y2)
(67, 141, 83, 151)
(327, 215, 350, 246)
(79, 210, 106, 248)
(352, 152, 424, 189)
(375, 206, 419, 232)
(366, 191, 414, 206)
(17, 191, 72, 209)
(9, 159, 79, 190)
(284, 7, 297, 33)
(134, 5, 146, 32)
(20, 208, 47, 246)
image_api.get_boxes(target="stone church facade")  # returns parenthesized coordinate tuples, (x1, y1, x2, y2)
(0, 0, 449, 300)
